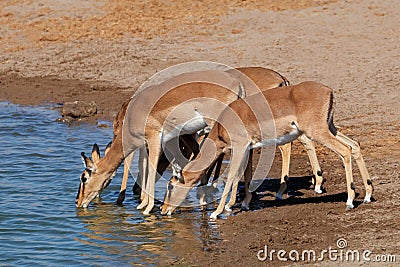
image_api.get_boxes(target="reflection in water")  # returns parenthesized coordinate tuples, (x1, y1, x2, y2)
(74, 151, 225, 264)
(76, 201, 222, 265)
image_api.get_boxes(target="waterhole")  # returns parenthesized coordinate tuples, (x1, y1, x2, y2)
(0, 102, 223, 266)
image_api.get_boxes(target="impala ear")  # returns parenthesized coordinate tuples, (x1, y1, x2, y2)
(81, 152, 96, 171)
(105, 141, 112, 156)
(91, 143, 101, 163)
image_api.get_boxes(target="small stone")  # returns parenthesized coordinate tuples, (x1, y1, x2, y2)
(61, 100, 97, 118)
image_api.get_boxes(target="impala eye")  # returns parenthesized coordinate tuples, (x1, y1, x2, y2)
(80, 173, 88, 184)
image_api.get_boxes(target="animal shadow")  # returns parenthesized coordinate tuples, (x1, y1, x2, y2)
(234, 175, 352, 210)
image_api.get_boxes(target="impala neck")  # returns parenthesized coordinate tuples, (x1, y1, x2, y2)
(97, 139, 125, 176)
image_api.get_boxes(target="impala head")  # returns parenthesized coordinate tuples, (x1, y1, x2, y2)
(161, 176, 188, 215)
(75, 143, 114, 208)
(161, 173, 202, 216)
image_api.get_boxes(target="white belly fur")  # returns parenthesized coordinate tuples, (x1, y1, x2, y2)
(162, 110, 208, 143)
(250, 123, 301, 149)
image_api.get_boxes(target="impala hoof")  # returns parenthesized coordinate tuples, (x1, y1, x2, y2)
(241, 203, 249, 211)
(224, 204, 232, 212)
(210, 212, 218, 220)
(137, 203, 146, 210)
(363, 192, 372, 203)
(314, 185, 323, 194)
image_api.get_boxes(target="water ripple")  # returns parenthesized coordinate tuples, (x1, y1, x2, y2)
(0, 102, 223, 266)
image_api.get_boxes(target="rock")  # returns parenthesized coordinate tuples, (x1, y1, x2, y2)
(55, 117, 72, 123)
(61, 100, 97, 118)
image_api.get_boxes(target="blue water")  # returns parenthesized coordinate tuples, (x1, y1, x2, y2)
(0, 102, 221, 266)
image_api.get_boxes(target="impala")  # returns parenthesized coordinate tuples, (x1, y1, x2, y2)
(161, 81, 374, 219)
(75, 67, 324, 214)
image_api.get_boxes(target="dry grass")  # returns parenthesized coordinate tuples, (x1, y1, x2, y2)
(0, 0, 338, 51)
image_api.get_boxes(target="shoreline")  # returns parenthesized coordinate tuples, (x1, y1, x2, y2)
(0, 72, 133, 124)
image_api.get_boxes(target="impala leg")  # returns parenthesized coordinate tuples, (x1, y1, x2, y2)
(135, 146, 170, 197)
(198, 153, 224, 206)
(297, 134, 324, 194)
(225, 149, 253, 211)
(137, 148, 149, 210)
(143, 134, 195, 214)
(241, 149, 253, 210)
(212, 152, 224, 183)
(156, 151, 170, 183)
(224, 153, 243, 211)
(198, 159, 217, 206)
(313, 132, 355, 209)
(201, 159, 217, 186)
(276, 143, 291, 200)
(117, 152, 135, 205)
(211, 145, 249, 219)
(180, 134, 200, 160)
(343, 154, 355, 210)
(143, 136, 163, 215)
(201, 152, 224, 186)
(132, 147, 146, 196)
(336, 132, 373, 203)
(225, 180, 238, 212)
(210, 166, 236, 219)
(179, 135, 210, 204)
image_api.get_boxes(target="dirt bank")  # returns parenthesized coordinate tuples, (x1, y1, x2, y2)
(1, 0, 399, 266)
